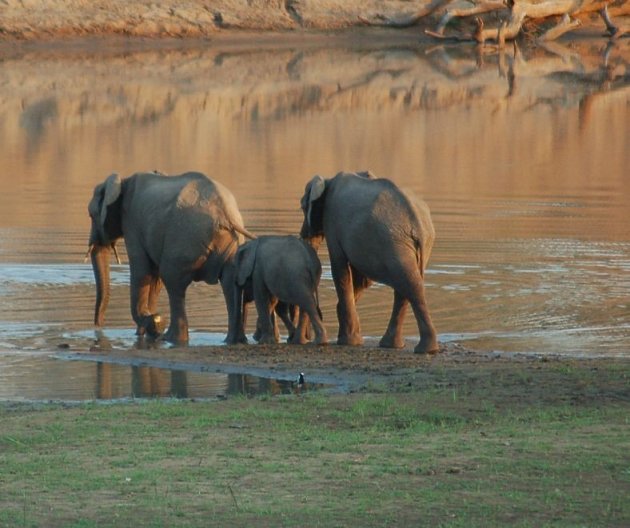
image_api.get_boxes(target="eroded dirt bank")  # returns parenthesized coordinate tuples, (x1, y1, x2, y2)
(4, 0, 426, 40)
(1, 0, 629, 42)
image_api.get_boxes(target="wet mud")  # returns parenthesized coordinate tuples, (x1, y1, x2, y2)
(56, 340, 630, 403)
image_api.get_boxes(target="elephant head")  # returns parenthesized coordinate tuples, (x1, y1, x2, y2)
(235, 239, 259, 289)
(300, 172, 374, 245)
(299, 175, 327, 242)
(87, 173, 123, 327)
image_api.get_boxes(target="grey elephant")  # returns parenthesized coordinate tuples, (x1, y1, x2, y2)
(235, 235, 328, 345)
(86, 171, 253, 345)
(300, 171, 438, 354)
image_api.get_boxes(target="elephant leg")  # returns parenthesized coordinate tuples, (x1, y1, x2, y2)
(391, 270, 438, 354)
(276, 302, 297, 342)
(142, 276, 164, 337)
(255, 304, 280, 342)
(410, 284, 438, 354)
(253, 320, 262, 342)
(221, 265, 247, 345)
(330, 254, 363, 346)
(129, 261, 162, 338)
(379, 291, 409, 349)
(253, 281, 278, 344)
(161, 275, 190, 344)
(289, 309, 309, 344)
(147, 276, 162, 313)
(351, 266, 372, 302)
(242, 299, 250, 338)
(289, 304, 313, 341)
(302, 301, 328, 346)
(270, 304, 281, 343)
(251, 307, 278, 342)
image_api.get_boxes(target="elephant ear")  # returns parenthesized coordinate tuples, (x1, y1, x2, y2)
(236, 240, 259, 287)
(306, 175, 326, 230)
(99, 173, 122, 228)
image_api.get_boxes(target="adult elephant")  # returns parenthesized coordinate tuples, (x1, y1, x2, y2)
(86, 170, 253, 345)
(300, 171, 438, 354)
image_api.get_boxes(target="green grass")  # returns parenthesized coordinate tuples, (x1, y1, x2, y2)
(1, 361, 629, 527)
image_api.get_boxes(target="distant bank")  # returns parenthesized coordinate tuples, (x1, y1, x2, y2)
(1, 0, 627, 43)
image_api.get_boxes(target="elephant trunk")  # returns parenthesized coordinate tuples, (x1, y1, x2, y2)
(91, 244, 111, 327)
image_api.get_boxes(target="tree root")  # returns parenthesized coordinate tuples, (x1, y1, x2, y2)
(360, 0, 629, 43)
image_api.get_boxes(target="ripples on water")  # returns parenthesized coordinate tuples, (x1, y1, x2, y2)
(0, 37, 628, 375)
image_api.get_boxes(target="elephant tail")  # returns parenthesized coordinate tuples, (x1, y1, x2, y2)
(315, 288, 324, 321)
(413, 234, 428, 279)
(232, 224, 257, 241)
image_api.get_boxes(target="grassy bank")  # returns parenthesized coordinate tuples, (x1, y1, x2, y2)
(1, 359, 628, 527)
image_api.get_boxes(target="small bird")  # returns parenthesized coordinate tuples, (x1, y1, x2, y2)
(295, 372, 306, 394)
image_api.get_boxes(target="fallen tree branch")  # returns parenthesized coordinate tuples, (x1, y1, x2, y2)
(538, 13, 581, 41)
(361, 0, 629, 43)
(434, 1, 506, 35)
(600, 5, 630, 38)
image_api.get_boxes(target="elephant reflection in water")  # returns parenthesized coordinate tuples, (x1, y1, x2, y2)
(96, 362, 188, 399)
(227, 374, 298, 396)
(95, 363, 294, 399)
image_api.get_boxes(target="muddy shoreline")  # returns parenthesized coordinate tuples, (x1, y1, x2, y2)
(52, 340, 630, 398)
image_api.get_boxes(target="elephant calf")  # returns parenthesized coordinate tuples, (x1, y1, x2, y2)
(235, 235, 328, 345)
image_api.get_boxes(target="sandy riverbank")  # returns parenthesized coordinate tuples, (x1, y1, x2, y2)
(1, 0, 629, 43)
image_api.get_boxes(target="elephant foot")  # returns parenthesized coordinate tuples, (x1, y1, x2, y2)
(379, 334, 405, 349)
(288, 334, 309, 345)
(414, 337, 440, 355)
(258, 334, 279, 345)
(163, 326, 189, 345)
(337, 334, 363, 347)
(225, 332, 248, 345)
(137, 314, 164, 340)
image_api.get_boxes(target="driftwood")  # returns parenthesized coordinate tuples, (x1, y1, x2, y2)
(360, 0, 629, 43)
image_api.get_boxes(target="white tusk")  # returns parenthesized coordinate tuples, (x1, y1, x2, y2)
(83, 244, 94, 263)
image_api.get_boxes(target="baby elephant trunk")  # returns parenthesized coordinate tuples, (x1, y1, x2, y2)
(90, 244, 111, 327)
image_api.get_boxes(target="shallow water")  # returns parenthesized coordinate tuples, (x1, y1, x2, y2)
(0, 351, 320, 402)
(0, 37, 629, 394)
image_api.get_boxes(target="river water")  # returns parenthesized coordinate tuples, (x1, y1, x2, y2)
(0, 36, 628, 398)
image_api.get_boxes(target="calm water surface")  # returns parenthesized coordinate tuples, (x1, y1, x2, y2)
(0, 37, 628, 396)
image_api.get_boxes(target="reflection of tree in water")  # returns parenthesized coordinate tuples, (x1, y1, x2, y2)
(19, 97, 58, 151)
(546, 42, 630, 129)
(425, 39, 630, 129)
